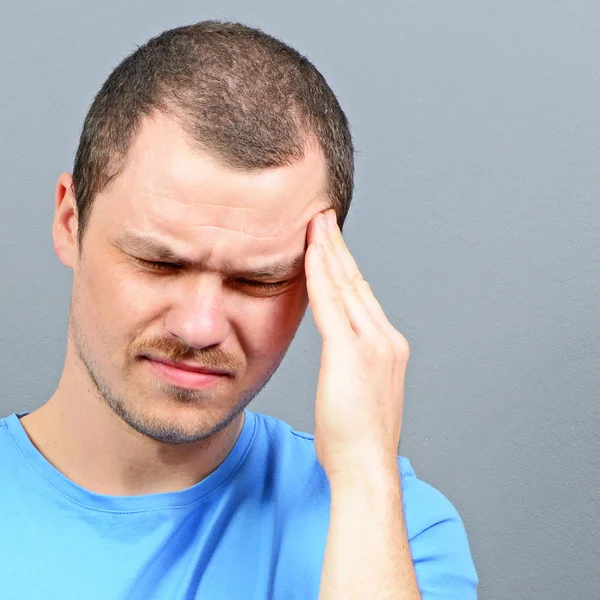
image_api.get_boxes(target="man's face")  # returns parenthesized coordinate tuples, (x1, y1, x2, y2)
(63, 112, 329, 444)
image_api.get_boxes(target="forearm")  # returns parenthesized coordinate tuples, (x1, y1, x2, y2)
(319, 464, 422, 600)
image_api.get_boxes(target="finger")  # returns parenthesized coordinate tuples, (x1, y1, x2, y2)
(305, 241, 355, 343)
(321, 210, 391, 330)
(310, 212, 377, 336)
(325, 210, 361, 280)
(320, 234, 380, 337)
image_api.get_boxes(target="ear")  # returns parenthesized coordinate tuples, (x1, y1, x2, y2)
(52, 173, 79, 269)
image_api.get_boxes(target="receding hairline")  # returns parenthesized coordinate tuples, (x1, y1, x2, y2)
(72, 20, 354, 247)
(77, 107, 332, 221)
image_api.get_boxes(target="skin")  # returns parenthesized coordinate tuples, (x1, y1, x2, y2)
(21, 111, 330, 495)
(307, 211, 421, 598)
(21, 109, 421, 597)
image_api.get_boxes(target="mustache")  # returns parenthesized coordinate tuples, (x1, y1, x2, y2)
(128, 337, 243, 372)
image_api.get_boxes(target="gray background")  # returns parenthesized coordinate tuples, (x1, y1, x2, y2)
(0, 1, 598, 599)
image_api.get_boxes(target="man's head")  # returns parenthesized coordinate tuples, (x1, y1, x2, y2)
(53, 21, 354, 445)
(73, 21, 354, 248)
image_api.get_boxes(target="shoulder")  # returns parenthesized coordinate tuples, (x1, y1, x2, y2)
(399, 457, 462, 536)
(249, 411, 317, 448)
(399, 457, 479, 598)
(248, 411, 320, 472)
(245, 411, 329, 513)
(248, 413, 478, 597)
(0, 414, 19, 451)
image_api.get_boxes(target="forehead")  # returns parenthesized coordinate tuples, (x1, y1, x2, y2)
(93, 112, 330, 267)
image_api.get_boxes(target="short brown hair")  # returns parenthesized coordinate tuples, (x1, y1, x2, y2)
(72, 21, 354, 247)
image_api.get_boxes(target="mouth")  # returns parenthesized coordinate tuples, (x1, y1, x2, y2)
(142, 355, 232, 390)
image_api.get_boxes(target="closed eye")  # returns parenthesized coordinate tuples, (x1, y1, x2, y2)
(234, 279, 289, 291)
(133, 257, 182, 272)
(133, 257, 290, 290)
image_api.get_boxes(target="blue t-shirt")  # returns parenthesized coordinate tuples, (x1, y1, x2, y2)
(0, 410, 477, 599)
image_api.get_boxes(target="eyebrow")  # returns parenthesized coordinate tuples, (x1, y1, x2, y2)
(113, 232, 306, 280)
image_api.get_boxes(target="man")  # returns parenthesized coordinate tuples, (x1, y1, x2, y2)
(0, 21, 477, 599)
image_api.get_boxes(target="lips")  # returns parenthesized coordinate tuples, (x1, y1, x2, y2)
(142, 355, 231, 389)
(145, 355, 230, 375)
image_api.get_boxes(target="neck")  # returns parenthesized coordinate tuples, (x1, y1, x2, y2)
(20, 352, 244, 497)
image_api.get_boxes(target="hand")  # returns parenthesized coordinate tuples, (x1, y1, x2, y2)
(305, 209, 410, 480)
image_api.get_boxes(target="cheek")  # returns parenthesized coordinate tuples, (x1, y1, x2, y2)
(79, 259, 152, 339)
(230, 285, 308, 360)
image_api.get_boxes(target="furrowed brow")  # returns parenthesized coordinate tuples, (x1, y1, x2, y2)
(114, 232, 306, 279)
(234, 254, 306, 280)
(114, 233, 187, 264)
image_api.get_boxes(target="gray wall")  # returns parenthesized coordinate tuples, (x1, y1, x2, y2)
(1, 2, 598, 599)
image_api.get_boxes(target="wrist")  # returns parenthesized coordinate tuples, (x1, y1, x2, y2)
(326, 455, 400, 496)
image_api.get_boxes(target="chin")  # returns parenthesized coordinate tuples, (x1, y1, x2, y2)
(111, 396, 243, 445)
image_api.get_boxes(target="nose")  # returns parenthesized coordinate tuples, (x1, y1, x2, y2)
(164, 275, 230, 350)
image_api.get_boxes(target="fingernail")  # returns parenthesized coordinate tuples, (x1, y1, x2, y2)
(319, 213, 328, 230)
